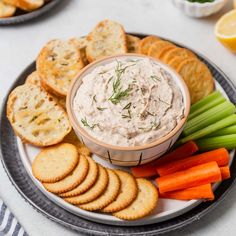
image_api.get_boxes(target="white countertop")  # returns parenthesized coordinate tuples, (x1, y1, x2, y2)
(1, 0, 236, 235)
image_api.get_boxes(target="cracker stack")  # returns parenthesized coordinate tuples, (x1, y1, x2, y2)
(32, 143, 159, 220)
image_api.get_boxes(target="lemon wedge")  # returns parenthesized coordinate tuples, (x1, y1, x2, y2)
(234, 0, 236, 9)
(215, 9, 236, 53)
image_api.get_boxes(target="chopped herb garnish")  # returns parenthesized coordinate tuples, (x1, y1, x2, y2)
(122, 102, 132, 110)
(109, 87, 131, 105)
(81, 117, 98, 130)
(109, 61, 135, 105)
(115, 61, 136, 80)
(150, 75, 161, 82)
(150, 119, 160, 129)
(97, 107, 107, 111)
(122, 109, 132, 119)
(138, 119, 159, 132)
(92, 95, 97, 102)
(112, 77, 121, 94)
(107, 76, 113, 84)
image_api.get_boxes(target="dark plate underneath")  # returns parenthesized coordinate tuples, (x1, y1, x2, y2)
(1, 34, 236, 235)
(0, 0, 63, 25)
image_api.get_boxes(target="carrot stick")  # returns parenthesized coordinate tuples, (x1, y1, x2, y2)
(156, 162, 222, 193)
(156, 148, 229, 176)
(159, 184, 214, 201)
(131, 141, 198, 178)
(154, 141, 199, 166)
(220, 166, 231, 180)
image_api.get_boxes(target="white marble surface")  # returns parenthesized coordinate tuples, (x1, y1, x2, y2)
(0, 0, 236, 235)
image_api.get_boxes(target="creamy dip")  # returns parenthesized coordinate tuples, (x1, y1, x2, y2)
(73, 58, 184, 147)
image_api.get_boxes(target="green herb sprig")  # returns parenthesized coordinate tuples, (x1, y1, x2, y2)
(108, 61, 135, 105)
(123, 102, 132, 110)
(92, 95, 97, 102)
(97, 107, 107, 111)
(122, 109, 132, 119)
(81, 117, 98, 130)
(109, 88, 131, 105)
(150, 75, 161, 82)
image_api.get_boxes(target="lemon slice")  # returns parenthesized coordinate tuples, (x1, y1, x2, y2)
(215, 9, 236, 53)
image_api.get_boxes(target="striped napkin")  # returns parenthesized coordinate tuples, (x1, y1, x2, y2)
(0, 199, 27, 236)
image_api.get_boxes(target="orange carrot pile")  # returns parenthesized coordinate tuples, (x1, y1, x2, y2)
(156, 148, 229, 176)
(156, 162, 222, 194)
(130, 140, 231, 202)
(131, 141, 198, 178)
(159, 184, 214, 201)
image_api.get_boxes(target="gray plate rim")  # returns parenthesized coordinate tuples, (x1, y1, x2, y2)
(0, 0, 63, 25)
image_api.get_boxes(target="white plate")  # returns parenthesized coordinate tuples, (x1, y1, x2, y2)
(17, 81, 234, 226)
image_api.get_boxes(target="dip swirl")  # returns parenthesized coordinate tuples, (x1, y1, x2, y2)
(73, 58, 184, 147)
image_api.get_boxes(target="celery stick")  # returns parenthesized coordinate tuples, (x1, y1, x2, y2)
(178, 114, 236, 145)
(196, 134, 236, 151)
(206, 125, 236, 137)
(188, 96, 226, 120)
(183, 101, 236, 136)
(190, 91, 222, 114)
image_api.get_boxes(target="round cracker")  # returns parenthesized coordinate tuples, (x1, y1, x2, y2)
(78, 169, 120, 211)
(64, 165, 108, 205)
(32, 143, 78, 183)
(159, 46, 177, 62)
(63, 130, 91, 156)
(138, 36, 160, 55)
(113, 178, 158, 220)
(163, 47, 196, 64)
(176, 58, 214, 104)
(148, 41, 175, 59)
(101, 170, 138, 213)
(43, 155, 89, 194)
(168, 56, 184, 70)
(126, 34, 141, 53)
(59, 156, 98, 197)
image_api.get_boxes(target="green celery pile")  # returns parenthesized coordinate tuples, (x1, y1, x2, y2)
(177, 91, 236, 151)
